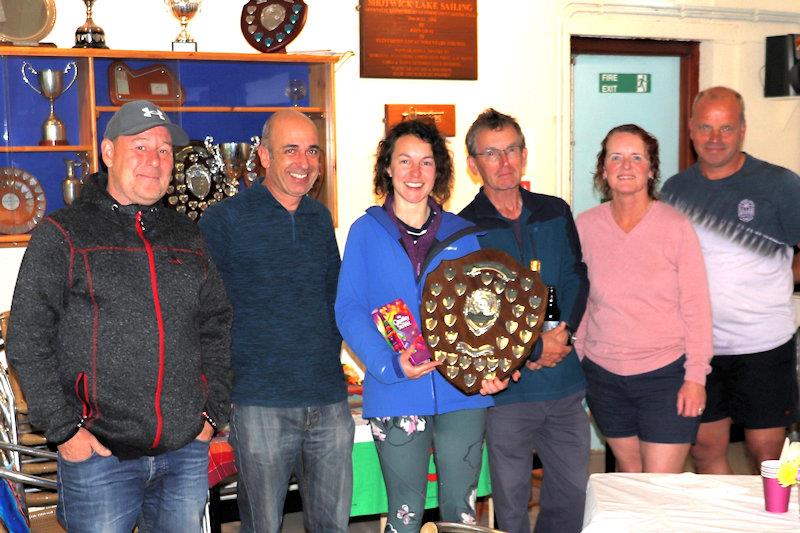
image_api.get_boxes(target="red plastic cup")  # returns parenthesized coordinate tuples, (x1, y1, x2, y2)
(761, 475, 791, 513)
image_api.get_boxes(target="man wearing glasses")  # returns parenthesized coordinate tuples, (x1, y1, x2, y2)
(200, 110, 354, 532)
(459, 109, 590, 533)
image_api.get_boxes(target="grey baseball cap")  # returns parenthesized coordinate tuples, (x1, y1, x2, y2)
(103, 100, 189, 145)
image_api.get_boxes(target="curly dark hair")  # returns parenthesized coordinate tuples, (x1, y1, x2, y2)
(373, 119, 453, 204)
(592, 124, 660, 201)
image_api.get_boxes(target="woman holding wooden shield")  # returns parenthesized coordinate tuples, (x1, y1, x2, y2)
(336, 119, 507, 532)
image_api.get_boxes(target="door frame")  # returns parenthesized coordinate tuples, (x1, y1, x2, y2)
(571, 37, 700, 171)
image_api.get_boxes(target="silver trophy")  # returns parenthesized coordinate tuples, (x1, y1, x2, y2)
(22, 62, 78, 146)
(165, 0, 202, 51)
(62, 156, 89, 205)
(205, 136, 260, 195)
(285, 79, 307, 107)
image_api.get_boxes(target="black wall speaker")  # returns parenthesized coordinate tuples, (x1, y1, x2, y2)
(764, 35, 800, 97)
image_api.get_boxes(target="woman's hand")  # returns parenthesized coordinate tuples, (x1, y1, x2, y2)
(478, 370, 521, 395)
(676, 380, 706, 418)
(399, 344, 442, 379)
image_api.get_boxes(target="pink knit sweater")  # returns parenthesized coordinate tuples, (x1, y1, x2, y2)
(574, 201, 713, 385)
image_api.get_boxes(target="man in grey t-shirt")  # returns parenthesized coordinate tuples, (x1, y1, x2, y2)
(662, 86, 800, 474)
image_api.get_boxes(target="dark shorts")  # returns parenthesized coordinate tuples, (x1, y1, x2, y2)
(703, 336, 799, 429)
(583, 356, 700, 444)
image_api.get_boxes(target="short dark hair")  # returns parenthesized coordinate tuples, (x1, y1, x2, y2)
(465, 108, 526, 156)
(374, 119, 454, 204)
(592, 124, 660, 201)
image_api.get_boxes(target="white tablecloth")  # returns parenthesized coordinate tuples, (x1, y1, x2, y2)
(583, 473, 799, 532)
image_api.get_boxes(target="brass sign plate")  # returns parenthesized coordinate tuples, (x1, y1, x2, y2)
(385, 104, 456, 137)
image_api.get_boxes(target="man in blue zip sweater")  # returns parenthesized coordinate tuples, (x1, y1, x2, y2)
(8, 100, 233, 531)
(200, 110, 353, 533)
(460, 109, 590, 533)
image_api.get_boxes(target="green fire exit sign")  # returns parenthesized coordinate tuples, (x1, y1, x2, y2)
(599, 73, 651, 93)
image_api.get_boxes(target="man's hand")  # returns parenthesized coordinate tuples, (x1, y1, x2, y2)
(57, 427, 111, 462)
(526, 322, 570, 371)
(399, 344, 442, 379)
(196, 421, 215, 442)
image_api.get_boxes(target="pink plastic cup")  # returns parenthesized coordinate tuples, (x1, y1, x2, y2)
(762, 474, 791, 513)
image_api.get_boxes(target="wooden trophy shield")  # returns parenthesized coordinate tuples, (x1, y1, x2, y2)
(421, 249, 547, 394)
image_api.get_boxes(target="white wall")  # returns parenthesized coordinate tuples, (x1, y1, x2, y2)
(36, 0, 800, 222)
(3, 0, 800, 302)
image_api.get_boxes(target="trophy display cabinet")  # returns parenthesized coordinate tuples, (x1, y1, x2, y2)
(0, 46, 339, 248)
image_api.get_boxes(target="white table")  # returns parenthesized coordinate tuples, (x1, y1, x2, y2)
(583, 473, 799, 532)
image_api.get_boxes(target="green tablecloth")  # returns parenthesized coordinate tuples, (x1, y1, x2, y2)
(350, 439, 492, 517)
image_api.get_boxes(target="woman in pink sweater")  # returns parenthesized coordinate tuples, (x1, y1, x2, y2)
(575, 124, 713, 473)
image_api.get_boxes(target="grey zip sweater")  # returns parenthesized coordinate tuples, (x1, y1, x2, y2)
(7, 172, 232, 458)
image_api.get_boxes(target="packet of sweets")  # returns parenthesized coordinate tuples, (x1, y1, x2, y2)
(370, 298, 431, 366)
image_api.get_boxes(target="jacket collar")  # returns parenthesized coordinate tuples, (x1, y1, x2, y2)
(78, 172, 166, 226)
(469, 186, 540, 223)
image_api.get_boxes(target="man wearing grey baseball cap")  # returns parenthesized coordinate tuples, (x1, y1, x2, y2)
(8, 100, 232, 531)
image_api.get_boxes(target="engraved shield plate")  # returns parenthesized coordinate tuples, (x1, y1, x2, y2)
(164, 142, 228, 222)
(0, 167, 46, 234)
(422, 249, 547, 394)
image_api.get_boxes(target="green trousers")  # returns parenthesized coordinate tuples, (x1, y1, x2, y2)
(369, 408, 487, 532)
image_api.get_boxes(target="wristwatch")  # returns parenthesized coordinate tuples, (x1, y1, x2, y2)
(565, 324, 577, 346)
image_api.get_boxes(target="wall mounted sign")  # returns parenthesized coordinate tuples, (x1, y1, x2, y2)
(385, 104, 456, 136)
(599, 73, 651, 93)
(359, 0, 477, 80)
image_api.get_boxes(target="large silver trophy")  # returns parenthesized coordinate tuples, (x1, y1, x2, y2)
(207, 136, 260, 194)
(21, 62, 78, 146)
(75, 0, 108, 48)
(165, 0, 202, 51)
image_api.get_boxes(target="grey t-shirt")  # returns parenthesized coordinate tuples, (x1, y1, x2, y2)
(661, 153, 800, 354)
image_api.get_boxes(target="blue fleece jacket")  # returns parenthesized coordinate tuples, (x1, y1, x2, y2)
(460, 187, 589, 405)
(336, 207, 493, 418)
(199, 181, 346, 408)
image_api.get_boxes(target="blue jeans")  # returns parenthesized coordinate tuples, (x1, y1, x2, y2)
(56, 438, 210, 533)
(230, 400, 355, 533)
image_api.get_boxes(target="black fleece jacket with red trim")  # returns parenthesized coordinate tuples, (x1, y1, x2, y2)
(8, 173, 232, 459)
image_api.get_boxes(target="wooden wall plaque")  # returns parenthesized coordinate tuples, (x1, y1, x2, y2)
(385, 104, 456, 137)
(359, 0, 477, 80)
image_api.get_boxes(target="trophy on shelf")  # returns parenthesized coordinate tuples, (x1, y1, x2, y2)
(207, 137, 260, 195)
(62, 155, 90, 205)
(165, 0, 203, 52)
(285, 79, 307, 107)
(75, 0, 108, 48)
(21, 62, 79, 146)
